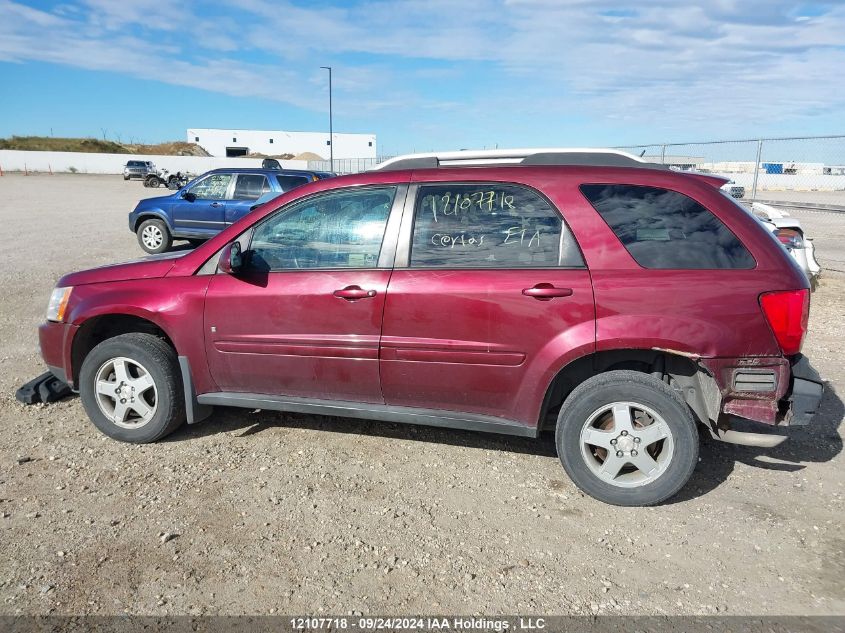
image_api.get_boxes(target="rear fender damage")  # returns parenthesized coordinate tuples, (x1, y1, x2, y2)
(662, 353, 790, 448)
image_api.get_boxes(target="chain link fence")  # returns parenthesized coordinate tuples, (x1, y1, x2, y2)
(307, 156, 394, 174)
(309, 136, 845, 209)
(616, 135, 845, 208)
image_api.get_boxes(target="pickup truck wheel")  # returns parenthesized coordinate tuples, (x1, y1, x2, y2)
(137, 218, 172, 254)
(555, 370, 698, 506)
(79, 333, 185, 443)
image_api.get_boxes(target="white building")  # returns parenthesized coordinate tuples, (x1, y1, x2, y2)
(642, 155, 705, 170)
(186, 128, 377, 160)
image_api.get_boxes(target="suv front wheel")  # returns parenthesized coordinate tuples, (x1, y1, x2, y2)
(556, 370, 698, 506)
(79, 333, 186, 443)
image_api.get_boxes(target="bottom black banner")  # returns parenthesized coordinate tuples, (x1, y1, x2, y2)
(0, 616, 843, 633)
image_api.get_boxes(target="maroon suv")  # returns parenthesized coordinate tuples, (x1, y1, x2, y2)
(38, 149, 823, 506)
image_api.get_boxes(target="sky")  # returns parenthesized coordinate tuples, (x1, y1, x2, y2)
(1, 0, 844, 156)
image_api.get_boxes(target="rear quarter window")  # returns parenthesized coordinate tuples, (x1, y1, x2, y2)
(580, 184, 755, 269)
(276, 174, 311, 191)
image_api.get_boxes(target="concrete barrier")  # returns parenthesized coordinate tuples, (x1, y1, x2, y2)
(0, 150, 308, 175)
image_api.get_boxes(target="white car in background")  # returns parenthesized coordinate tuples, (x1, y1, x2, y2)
(720, 180, 745, 198)
(750, 202, 821, 289)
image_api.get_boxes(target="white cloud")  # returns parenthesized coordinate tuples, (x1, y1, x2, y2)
(1, 0, 844, 136)
(0, 0, 322, 110)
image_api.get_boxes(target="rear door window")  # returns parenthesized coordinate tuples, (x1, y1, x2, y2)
(233, 174, 271, 200)
(409, 183, 583, 268)
(580, 184, 755, 269)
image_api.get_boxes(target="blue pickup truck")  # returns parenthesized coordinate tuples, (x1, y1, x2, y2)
(129, 168, 332, 253)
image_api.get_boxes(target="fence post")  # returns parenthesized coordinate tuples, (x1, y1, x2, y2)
(660, 144, 666, 164)
(751, 139, 763, 201)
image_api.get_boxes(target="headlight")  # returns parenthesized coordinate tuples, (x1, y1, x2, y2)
(46, 287, 73, 322)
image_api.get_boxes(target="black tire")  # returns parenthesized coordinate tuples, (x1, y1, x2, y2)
(123, 174, 130, 181)
(555, 370, 698, 506)
(79, 333, 185, 443)
(137, 218, 172, 254)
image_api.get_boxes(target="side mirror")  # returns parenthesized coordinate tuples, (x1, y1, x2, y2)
(218, 242, 243, 274)
(181, 191, 196, 202)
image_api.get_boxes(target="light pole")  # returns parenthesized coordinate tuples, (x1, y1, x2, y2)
(320, 66, 333, 171)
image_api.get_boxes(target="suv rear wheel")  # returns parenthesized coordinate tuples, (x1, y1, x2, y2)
(555, 370, 698, 506)
(79, 333, 186, 443)
(137, 218, 172, 254)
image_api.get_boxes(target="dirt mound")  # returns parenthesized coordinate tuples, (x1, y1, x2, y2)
(0, 136, 129, 154)
(126, 142, 210, 157)
(244, 152, 296, 160)
(293, 151, 325, 161)
(0, 136, 211, 157)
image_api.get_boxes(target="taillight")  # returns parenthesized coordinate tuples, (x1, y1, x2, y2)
(776, 228, 804, 250)
(759, 289, 809, 355)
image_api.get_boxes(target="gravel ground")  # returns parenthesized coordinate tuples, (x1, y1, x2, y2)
(0, 174, 842, 616)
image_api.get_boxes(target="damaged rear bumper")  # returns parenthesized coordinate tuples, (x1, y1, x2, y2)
(784, 354, 824, 426)
(701, 354, 823, 446)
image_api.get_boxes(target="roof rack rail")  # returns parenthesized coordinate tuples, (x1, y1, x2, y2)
(371, 148, 668, 171)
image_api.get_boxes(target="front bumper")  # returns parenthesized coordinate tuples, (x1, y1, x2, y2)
(38, 320, 78, 390)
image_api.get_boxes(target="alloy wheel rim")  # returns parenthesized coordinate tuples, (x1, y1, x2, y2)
(93, 356, 158, 428)
(579, 401, 674, 488)
(142, 225, 163, 249)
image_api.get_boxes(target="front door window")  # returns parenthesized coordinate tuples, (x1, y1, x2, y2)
(189, 173, 233, 200)
(246, 187, 396, 271)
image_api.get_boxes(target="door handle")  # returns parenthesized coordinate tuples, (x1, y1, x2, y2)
(333, 285, 377, 301)
(210, 202, 222, 207)
(522, 284, 573, 300)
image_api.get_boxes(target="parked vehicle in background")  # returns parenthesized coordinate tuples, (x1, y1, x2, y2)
(749, 201, 822, 289)
(143, 168, 194, 189)
(123, 160, 156, 180)
(262, 157, 337, 179)
(720, 179, 745, 198)
(261, 158, 285, 170)
(43, 149, 823, 506)
(129, 168, 325, 253)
